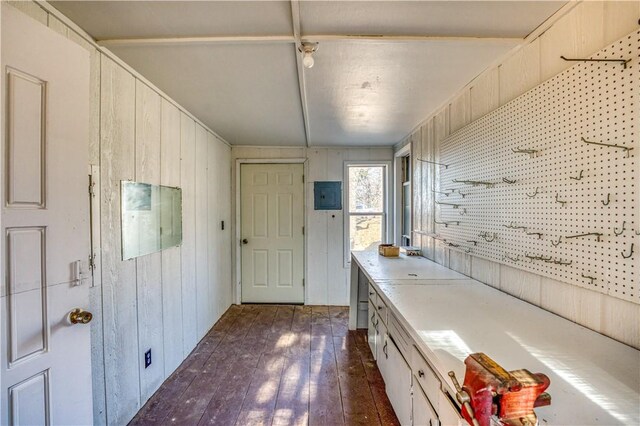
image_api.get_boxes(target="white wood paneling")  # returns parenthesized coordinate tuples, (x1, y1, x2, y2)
(306, 148, 329, 304)
(207, 132, 219, 328)
(499, 38, 541, 105)
(449, 90, 471, 134)
(195, 124, 209, 339)
(180, 113, 198, 356)
(601, 296, 640, 349)
(326, 149, 346, 305)
(100, 56, 140, 425)
(134, 80, 164, 401)
(470, 256, 499, 289)
(470, 67, 499, 121)
(217, 142, 232, 313)
(160, 99, 183, 375)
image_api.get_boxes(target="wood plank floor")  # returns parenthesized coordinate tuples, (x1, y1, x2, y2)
(130, 305, 400, 426)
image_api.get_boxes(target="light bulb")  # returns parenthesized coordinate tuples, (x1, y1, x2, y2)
(303, 51, 314, 68)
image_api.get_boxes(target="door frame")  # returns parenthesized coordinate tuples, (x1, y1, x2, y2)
(234, 158, 307, 305)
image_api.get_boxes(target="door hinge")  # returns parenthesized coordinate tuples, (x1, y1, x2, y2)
(302, 278, 305, 287)
(302, 174, 305, 183)
(302, 226, 305, 235)
(88, 253, 96, 272)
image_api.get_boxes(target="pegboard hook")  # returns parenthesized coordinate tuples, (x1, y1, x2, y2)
(602, 193, 611, 206)
(560, 55, 631, 69)
(581, 137, 634, 158)
(418, 158, 450, 169)
(551, 236, 562, 247)
(613, 221, 626, 236)
(526, 187, 539, 198)
(511, 147, 538, 157)
(502, 253, 520, 262)
(569, 170, 584, 181)
(502, 177, 517, 184)
(479, 232, 497, 242)
(555, 193, 567, 207)
(581, 273, 596, 285)
(621, 243, 634, 259)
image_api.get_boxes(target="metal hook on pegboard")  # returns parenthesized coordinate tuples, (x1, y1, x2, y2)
(602, 193, 611, 206)
(479, 232, 497, 242)
(613, 221, 626, 236)
(502, 177, 517, 184)
(566, 232, 603, 242)
(555, 193, 567, 207)
(560, 55, 631, 69)
(621, 243, 634, 259)
(511, 147, 538, 158)
(581, 273, 596, 285)
(551, 236, 562, 247)
(417, 158, 450, 169)
(526, 232, 543, 239)
(569, 170, 585, 181)
(526, 187, 539, 198)
(581, 137, 634, 158)
(503, 253, 521, 262)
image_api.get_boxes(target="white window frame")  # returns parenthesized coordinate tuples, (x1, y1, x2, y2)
(343, 161, 392, 266)
(394, 144, 411, 246)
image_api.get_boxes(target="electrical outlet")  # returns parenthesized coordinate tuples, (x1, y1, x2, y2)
(144, 349, 152, 368)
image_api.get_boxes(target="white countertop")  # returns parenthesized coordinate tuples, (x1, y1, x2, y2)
(353, 251, 469, 281)
(351, 252, 640, 425)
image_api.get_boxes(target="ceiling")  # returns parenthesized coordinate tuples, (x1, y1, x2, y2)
(51, 1, 566, 147)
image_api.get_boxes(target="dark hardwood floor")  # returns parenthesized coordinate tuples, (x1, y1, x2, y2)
(130, 305, 400, 426)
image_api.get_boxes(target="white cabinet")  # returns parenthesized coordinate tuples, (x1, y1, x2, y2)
(413, 380, 439, 426)
(386, 337, 413, 426)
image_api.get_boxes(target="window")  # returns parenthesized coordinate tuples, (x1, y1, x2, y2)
(401, 155, 411, 246)
(345, 164, 388, 263)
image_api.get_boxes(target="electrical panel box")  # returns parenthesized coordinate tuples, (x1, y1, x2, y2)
(314, 181, 342, 210)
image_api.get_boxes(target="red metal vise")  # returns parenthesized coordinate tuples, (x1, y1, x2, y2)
(449, 353, 551, 426)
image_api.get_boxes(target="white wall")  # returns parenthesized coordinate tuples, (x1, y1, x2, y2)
(231, 146, 393, 306)
(396, 1, 640, 349)
(6, 2, 234, 424)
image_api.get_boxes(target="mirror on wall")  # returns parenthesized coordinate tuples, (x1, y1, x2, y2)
(121, 181, 182, 260)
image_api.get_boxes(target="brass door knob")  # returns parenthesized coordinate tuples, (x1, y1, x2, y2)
(69, 308, 93, 325)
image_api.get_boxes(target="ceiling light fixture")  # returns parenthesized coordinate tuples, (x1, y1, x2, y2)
(299, 42, 318, 69)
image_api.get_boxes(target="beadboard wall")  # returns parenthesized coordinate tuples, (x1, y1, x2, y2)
(231, 146, 393, 306)
(395, 1, 640, 349)
(6, 2, 233, 425)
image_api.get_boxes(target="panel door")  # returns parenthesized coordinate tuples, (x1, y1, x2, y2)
(240, 164, 304, 303)
(0, 5, 92, 425)
(386, 338, 413, 426)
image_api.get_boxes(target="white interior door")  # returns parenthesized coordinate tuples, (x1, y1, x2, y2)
(0, 5, 92, 425)
(241, 163, 304, 303)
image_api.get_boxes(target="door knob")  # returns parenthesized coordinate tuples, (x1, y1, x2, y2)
(69, 308, 93, 325)
(242, 238, 248, 245)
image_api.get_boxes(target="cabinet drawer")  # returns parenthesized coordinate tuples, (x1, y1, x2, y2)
(374, 295, 388, 325)
(411, 346, 441, 411)
(368, 283, 377, 304)
(388, 312, 411, 361)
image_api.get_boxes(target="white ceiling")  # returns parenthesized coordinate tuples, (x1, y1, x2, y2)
(51, 1, 566, 147)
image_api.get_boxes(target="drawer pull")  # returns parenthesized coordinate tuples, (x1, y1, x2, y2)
(418, 369, 425, 378)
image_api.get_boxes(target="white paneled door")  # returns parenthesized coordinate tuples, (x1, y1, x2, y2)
(241, 164, 304, 303)
(1, 5, 92, 425)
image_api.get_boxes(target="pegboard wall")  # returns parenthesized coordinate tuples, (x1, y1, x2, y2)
(436, 30, 639, 304)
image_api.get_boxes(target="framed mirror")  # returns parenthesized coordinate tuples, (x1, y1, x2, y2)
(121, 181, 182, 260)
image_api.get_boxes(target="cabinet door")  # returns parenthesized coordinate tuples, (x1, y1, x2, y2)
(413, 380, 439, 426)
(386, 338, 413, 426)
(377, 321, 389, 383)
(368, 300, 377, 359)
